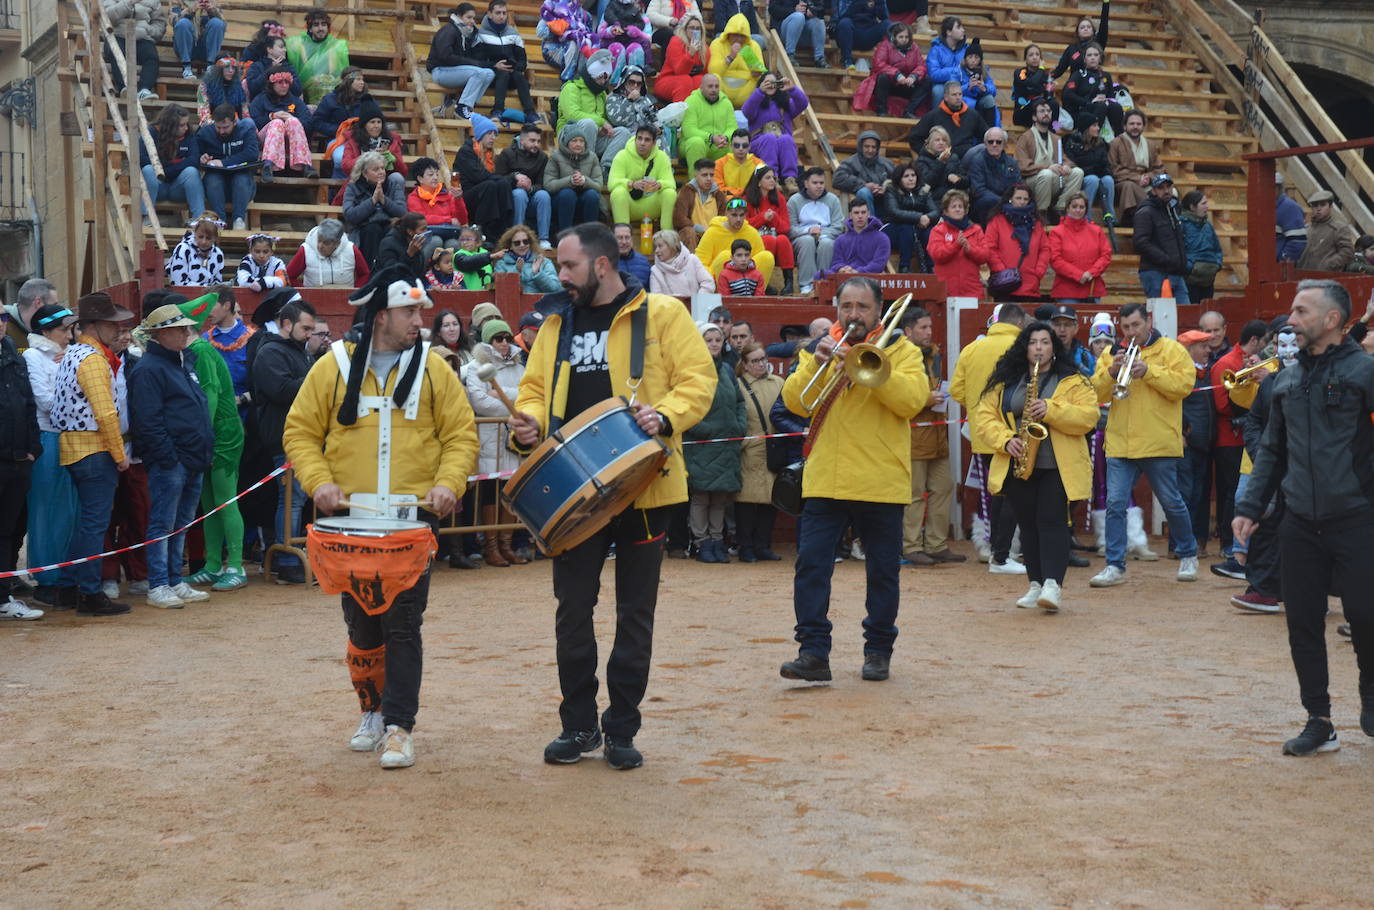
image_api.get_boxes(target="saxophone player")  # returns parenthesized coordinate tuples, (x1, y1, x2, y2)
(972, 323, 1099, 612)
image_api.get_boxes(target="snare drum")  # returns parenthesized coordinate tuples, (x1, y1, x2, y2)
(308, 517, 436, 615)
(502, 397, 669, 556)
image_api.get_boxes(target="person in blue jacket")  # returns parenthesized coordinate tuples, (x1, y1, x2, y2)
(927, 16, 967, 105)
(837, 0, 891, 73)
(613, 222, 653, 288)
(312, 67, 369, 174)
(1179, 189, 1223, 304)
(128, 302, 215, 608)
(245, 35, 303, 99)
(194, 104, 261, 229)
(1275, 172, 1307, 263)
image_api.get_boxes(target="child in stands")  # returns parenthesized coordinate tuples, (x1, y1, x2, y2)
(454, 226, 499, 290)
(237, 233, 288, 291)
(167, 216, 227, 286)
(717, 239, 765, 296)
(425, 246, 462, 288)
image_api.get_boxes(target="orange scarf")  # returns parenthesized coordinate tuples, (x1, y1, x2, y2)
(940, 99, 963, 127)
(473, 138, 495, 173)
(416, 184, 444, 207)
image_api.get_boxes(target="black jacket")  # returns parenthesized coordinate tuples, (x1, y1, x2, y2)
(1181, 367, 1214, 452)
(494, 144, 549, 187)
(907, 105, 989, 160)
(914, 147, 969, 203)
(1240, 339, 1374, 523)
(879, 181, 937, 226)
(1132, 193, 1187, 274)
(427, 20, 485, 71)
(1063, 132, 1110, 178)
(0, 336, 40, 461)
(376, 226, 427, 279)
(251, 332, 311, 456)
(128, 341, 213, 473)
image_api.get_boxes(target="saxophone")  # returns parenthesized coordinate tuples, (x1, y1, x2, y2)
(1012, 360, 1049, 480)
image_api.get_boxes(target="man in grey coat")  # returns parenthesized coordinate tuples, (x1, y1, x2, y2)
(788, 167, 846, 295)
(832, 130, 895, 220)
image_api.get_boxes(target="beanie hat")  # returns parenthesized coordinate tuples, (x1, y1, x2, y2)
(468, 112, 498, 142)
(470, 301, 502, 326)
(481, 319, 513, 344)
(967, 38, 983, 59)
(357, 94, 384, 127)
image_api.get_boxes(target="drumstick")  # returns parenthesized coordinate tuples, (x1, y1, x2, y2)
(337, 500, 383, 513)
(475, 362, 519, 414)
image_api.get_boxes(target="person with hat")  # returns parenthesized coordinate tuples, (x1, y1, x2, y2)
(1047, 303, 1094, 377)
(556, 51, 631, 172)
(1132, 172, 1191, 307)
(285, 8, 350, 105)
(22, 303, 79, 608)
(51, 293, 137, 616)
(464, 317, 528, 567)
(283, 265, 479, 770)
(127, 304, 215, 609)
(0, 309, 40, 619)
(454, 114, 516, 251)
(339, 96, 410, 182)
(695, 196, 776, 283)
(1297, 190, 1358, 273)
(515, 310, 543, 361)
(507, 222, 716, 770)
(1347, 235, 1374, 276)
(248, 66, 318, 182)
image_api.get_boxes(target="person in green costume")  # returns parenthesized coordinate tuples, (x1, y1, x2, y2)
(178, 290, 248, 591)
(285, 9, 350, 105)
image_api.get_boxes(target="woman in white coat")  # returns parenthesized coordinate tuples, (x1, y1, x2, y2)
(464, 318, 527, 568)
(649, 229, 715, 296)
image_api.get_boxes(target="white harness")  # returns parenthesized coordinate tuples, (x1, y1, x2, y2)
(331, 339, 431, 519)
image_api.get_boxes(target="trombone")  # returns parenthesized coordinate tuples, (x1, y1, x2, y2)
(797, 293, 915, 414)
(1111, 338, 1140, 400)
(1222, 356, 1279, 390)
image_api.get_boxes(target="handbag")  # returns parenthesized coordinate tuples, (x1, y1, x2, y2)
(771, 459, 805, 516)
(986, 244, 1030, 297)
(741, 379, 788, 473)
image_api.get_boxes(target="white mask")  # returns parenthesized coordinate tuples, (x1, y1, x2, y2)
(1276, 331, 1299, 369)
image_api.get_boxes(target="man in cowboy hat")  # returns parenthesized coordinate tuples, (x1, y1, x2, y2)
(283, 264, 478, 771)
(51, 293, 137, 617)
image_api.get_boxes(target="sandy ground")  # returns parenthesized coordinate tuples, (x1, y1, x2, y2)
(3, 541, 1374, 910)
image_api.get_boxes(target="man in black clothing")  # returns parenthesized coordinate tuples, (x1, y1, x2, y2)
(1235, 279, 1374, 756)
(1133, 173, 1191, 306)
(473, 0, 538, 123)
(906, 82, 990, 160)
(376, 212, 429, 278)
(0, 331, 41, 619)
(250, 296, 317, 585)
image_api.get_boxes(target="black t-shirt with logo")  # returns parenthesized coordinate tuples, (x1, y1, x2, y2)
(564, 299, 623, 420)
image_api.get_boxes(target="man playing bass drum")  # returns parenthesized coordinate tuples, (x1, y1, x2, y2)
(509, 222, 716, 771)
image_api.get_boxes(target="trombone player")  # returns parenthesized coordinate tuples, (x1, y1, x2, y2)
(1089, 303, 1200, 587)
(777, 277, 928, 684)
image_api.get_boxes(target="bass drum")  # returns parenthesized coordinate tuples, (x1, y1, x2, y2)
(502, 397, 669, 556)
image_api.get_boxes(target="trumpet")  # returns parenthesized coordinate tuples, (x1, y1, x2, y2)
(1112, 338, 1140, 400)
(796, 320, 864, 413)
(797, 294, 916, 413)
(1222, 356, 1279, 390)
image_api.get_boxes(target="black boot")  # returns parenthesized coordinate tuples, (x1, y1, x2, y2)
(780, 269, 795, 295)
(780, 652, 832, 681)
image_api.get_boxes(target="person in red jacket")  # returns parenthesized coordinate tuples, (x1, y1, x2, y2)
(1047, 191, 1112, 302)
(743, 166, 797, 294)
(405, 156, 469, 247)
(654, 14, 707, 103)
(853, 23, 931, 118)
(338, 95, 410, 181)
(926, 190, 989, 299)
(1208, 318, 1269, 558)
(984, 183, 1048, 301)
(717, 239, 767, 296)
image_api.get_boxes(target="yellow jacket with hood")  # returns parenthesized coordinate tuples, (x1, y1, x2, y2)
(512, 286, 717, 509)
(708, 14, 766, 108)
(949, 322, 1021, 454)
(283, 345, 479, 499)
(972, 370, 1100, 499)
(1090, 330, 1196, 458)
(696, 214, 766, 267)
(781, 335, 929, 503)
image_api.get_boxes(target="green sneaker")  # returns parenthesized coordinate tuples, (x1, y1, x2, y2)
(187, 569, 221, 586)
(212, 568, 247, 591)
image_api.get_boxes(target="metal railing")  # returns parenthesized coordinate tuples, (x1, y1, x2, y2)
(0, 150, 25, 224)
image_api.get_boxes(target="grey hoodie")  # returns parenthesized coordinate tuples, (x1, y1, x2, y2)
(544, 133, 606, 194)
(833, 130, 895, 194)
(788, 188, 845, 242)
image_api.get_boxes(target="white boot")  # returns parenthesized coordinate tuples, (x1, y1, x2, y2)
(971, 513, 991, 563)
(1091, 509, 1107, 554)
(1037, 579, 1062, 612)
(1015, 582, 1042, 608)
(915, 14, 932, 34)
(1126, 506, 1159, 561)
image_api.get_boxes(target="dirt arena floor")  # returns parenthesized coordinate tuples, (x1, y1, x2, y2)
(4, 539, 1373, 910)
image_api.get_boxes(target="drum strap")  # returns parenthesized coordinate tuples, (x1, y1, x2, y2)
(630, 300, 648, 383)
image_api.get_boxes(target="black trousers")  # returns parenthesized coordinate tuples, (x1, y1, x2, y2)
(872, 73, 931, 117)
(734, 501, 776, 553)
(1001, 467, 1070, 585)
(341, 568, 430, 731)
(1279, 510, 1374, 718)
(489, 68, 535, 115)
(1245, 501, 1282, 598)
(1213, 445, 1243, 550)
(0, 461, 31, 597)
(978, 453, 1017, 562)
(104, 37, 160, 93)
(552, 505, 668, 739)
(665, 501, 690, 553)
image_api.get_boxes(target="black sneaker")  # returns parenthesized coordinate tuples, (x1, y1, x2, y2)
(1282, 716, 1339, 756)
(1067, 552, 1090, 568)
(1362, 704, 1374, 738)
(1338, 623, 1352, 639)
(543, 728, 602, 764)
(780, 652, 832, 681)
(604, 735, 643, 770)
(861, 653, 890, 681)
(274, 563, 306, 585)
(448, 552, 481, 570)
(76, 592, 132, 616)
(34, 586, 79, 610)
(1210, 557, 1246, 580)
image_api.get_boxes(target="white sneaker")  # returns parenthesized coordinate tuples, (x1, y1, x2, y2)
(101, 579, 120, 600)
(147, 585, 185, 609)
(137, 88, 155, 101)
(1177, 556, 1198, 582)
(172, 582, 210, 603)
(128, 579, 149, 596)
(1015, 582, 1042, 609)
(232, 217, 246, 231)
(989, 558, 1026, 575)
(379, 725, 415, 769)
(349, 710, 386, 751)
(798, 284, 814, 296)
(1038, 579, 1062, 612)
(854, 57, 871, 74)
(0, 596, 43, 620)
(1090, 565, 1126, 587)
(181, 64, 193, 79)
(540, 240, 553, 251)
(850, 539, 865, 560)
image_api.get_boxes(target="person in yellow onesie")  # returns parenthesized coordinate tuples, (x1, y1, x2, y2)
(972, 321, 1100, 613)
(508, 222, 716, 771)
(714, 129, 764, 197)
(708, 13, 766, 108)
(283, 265, 478, 771)
(696, 197, 775, 282)
(608, 124, 678, 229)
(777, 278, 928, 684)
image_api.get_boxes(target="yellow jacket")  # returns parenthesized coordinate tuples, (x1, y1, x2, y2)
(949, 322, 1021, 454)
(696, 214, 766, 268)
(1090, 332, 1195, 458)
(513, 288, 717, 509)
(708, 14, 766, 108)
(715, 152, 763, 197)
(283, 346, 478, 499)
(781, 336, 929, 503)
(972, 371, 1100, 499)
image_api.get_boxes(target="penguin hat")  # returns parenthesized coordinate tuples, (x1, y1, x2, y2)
(338, 263, 434, 426)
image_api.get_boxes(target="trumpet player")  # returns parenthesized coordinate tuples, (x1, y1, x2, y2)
(973, 323, 1099, 612)
(778, 277, 928, 684)
(1089, 303, 1199, 587)
(1206, 319, 1270, 557)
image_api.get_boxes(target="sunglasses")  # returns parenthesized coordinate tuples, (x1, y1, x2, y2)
(491, 333, 514, 343)
(732, 142, 749, 149)
(511, 238, 531, 246)
(985, 139, 1005, 145)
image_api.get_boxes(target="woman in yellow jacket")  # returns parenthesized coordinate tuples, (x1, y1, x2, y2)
(972, 323, 1099, 613)
(708, 14, 767, 108)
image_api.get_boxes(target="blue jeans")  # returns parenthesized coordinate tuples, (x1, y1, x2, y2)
(1105, 456, 1196, 570)
(780, 12, 825, 58)
(553, 187, 601, 234)
(66, 453, 119, 595)
(835, 19, 888, 64)
(1082, 173, 1116, 222)
(142, 164, 206, 218)
(852, 186, 877, 218)
(272, 454, 306, 567)
(512, 187, 552, 242)
(145, 462, 204, 589)
(331, 145, 346, 173)
(882, 221, 930, 272)
(173, 16, 226, 64)
(1231, 473, 1250, 555)
(1138, 268, 1192, 306)
(1177, 446, 1211, 545)
(792, 498, 904, 659)
(203, 170, 256, 222)
(429, 64, 496, 110)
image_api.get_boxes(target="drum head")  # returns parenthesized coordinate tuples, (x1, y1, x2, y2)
(314, 517, 429, 537)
